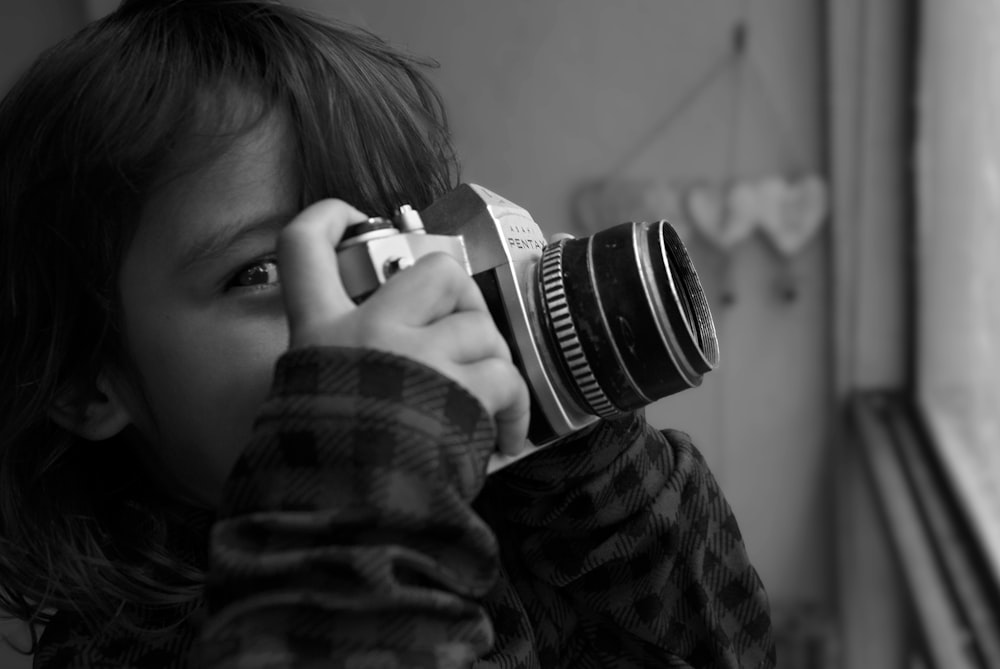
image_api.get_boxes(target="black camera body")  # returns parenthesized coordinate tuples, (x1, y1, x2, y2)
(337, 184, 718, 472)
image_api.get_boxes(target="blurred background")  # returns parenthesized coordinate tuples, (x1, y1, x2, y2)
(4, 1, 1000, 667)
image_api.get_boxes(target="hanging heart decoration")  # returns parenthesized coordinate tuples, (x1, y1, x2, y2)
(684, 175, 828, 256)
(755, 174, 828, 256)
(684, 183, 756, 250)
(726, 180, 768, 246)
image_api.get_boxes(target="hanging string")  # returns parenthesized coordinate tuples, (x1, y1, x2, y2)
(742, 55, 808, 172)
(712, 3, 751, 308)
(599, 0, 806, 183)
(602, 39, 741, 179)
(723, 20, 749, 186)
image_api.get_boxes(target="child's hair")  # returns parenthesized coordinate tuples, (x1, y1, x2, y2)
(0, 0, 457, 642)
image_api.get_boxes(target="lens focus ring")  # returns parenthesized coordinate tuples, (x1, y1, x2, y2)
(539, 241, 624, 419)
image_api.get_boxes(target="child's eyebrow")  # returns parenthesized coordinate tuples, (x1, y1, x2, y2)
(175, 212, 296, 271)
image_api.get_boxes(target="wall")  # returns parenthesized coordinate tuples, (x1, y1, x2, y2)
(294, 0, 834, 615)
(0, 0, 835, 663)
(0, 0, 83, 89)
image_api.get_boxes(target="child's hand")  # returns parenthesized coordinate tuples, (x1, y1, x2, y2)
(277, 199, 530, 457)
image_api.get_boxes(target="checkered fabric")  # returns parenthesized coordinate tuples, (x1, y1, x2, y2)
(33, 347, 775, 668)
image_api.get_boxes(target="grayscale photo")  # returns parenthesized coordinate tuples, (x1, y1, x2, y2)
(0, 1, 994, 668)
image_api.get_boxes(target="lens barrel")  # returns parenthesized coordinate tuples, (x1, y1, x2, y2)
(537, 221, 718, 416)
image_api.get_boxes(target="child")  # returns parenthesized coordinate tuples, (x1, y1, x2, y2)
(0, 1, 775, 667)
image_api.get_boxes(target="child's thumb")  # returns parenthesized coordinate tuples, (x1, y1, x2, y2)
(278, 199, 367, 346)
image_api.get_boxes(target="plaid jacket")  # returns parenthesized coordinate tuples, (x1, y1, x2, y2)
(34, 347, 775, 668)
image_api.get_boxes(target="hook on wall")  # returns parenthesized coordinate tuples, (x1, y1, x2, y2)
(731, 20, 748, 55)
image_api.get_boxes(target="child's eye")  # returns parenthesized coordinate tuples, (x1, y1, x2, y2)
(227, 258, 279, 290)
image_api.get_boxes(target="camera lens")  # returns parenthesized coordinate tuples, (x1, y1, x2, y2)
(537, 221, 718, 416)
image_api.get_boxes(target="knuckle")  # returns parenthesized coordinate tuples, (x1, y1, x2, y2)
(455, 312, 507, 357)
(417, 251, 469, 280)
(277, 216, 319, 248)
(409, 255, 473, 298)
(352, 309, 393, 341)
(466, 310, 496, 334)
(481, 356, 519, 385)
(282, 200, 358, 237)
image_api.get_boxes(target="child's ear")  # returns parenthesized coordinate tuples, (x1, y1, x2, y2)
(49, 370, 132, 441)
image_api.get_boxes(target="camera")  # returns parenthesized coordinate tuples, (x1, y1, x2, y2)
(337, 184, 719, 472)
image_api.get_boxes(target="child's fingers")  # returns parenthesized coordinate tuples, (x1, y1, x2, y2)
(459, 358, 531, 457)
(368, 263, 529, 453)
(417, 310, 529, 453)
(277, 211, 530, 454)
(367, 252, 487, 327)
(422, 310, 512, 364)
(278, 199, 368, 346)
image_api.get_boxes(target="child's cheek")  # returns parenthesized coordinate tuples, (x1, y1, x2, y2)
(125, 306, 287, 505)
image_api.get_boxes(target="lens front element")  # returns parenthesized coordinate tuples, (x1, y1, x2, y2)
(537, 221, 719, 416)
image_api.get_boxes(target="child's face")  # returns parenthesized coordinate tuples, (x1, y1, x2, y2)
(114, 114, 299, 508)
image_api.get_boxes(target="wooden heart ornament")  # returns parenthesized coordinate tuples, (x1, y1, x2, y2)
(756, 175, 828, 256)
(684, 184, 756, 250)
(726, 180, 769, 244)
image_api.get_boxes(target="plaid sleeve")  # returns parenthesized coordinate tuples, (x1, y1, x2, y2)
(479, 413, 776, 669)
(194, 347, 501, 668)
